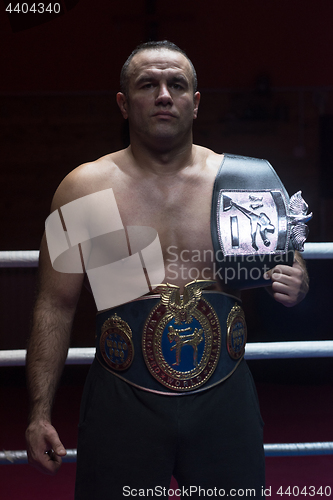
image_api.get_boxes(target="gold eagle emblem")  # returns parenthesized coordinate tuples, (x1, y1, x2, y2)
(154, 280, 215, 324)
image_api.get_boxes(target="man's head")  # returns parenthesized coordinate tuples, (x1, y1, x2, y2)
(120, 40, 198, 97)
(116, 41, 200, 149)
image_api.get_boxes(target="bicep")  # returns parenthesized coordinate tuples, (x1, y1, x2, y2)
(37, 234, 85, 313)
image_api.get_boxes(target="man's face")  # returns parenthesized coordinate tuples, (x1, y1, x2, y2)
(117, 49, 200, 146)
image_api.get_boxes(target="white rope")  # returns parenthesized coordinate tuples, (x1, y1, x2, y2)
(264, 442, 333, 457)
(1, 246, 332, 464)
(302, 242, 333, 260)
(0, 250, 39, 268)
(0, 449, 77, 465)
(0, 348, 95, 367)
(244, 341, 333, 360)
(0, 243, 333, 268)
(2, 442, 333, 464)
(1, 341, 333, 367)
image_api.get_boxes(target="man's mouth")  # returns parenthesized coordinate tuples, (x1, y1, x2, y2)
(153, 111, 176, 118)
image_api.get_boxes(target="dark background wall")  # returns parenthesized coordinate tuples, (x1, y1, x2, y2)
(1, 0, 333, 91)
(0, 0, 333, 383)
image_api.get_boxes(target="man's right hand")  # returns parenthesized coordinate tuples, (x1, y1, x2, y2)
(25, 420, 67, 475)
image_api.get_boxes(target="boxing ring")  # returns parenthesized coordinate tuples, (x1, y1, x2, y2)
(1, 242, 333, 465)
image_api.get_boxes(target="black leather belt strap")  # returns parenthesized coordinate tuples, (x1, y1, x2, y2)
(95, 291, 245, 396)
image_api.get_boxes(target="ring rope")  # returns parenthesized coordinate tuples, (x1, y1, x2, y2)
(2, 343, 332, 461)
(264, 442, 333, 457)
(0, 242, 333, 268)
(1, 341, 333, 367)
(1, 243, 332, 463)
(2, 442, 333, 465)
(302, 242, 333, 260)
(0, 250, 39, 268)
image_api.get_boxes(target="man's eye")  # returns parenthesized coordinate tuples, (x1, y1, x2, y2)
(171, 83, 182, 90)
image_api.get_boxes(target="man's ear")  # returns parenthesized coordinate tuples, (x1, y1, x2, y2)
(193, 91, 200, 119)
(116, 92, 128, 119)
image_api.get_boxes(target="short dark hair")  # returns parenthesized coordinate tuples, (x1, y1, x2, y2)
(120, 40, 198, 96)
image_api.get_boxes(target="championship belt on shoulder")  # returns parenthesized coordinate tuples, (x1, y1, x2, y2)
(211, 154, 312, 288)
(96, 280, 246, 395)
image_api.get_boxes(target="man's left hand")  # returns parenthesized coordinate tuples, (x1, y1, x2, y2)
(264, 259, 309, 307)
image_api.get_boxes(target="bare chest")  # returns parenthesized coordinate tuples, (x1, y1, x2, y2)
(113, 173, 215, 256)
(91, 151, 225, 290)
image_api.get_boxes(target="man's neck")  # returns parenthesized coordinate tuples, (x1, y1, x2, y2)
(128, 136, 196, 176)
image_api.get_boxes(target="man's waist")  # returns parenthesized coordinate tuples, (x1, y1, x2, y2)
(95, 283, 247, 395)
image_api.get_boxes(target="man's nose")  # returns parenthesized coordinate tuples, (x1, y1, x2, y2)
(155, 83, 172, 105)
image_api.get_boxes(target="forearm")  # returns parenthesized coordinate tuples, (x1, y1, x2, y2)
(26, 297, 75, 423)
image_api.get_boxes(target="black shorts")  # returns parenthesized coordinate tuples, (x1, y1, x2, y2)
(75, 359, 265, 500)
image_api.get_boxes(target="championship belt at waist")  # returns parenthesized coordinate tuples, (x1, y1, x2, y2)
(211, 154, 312, 289)
(95, 280, 246, 395)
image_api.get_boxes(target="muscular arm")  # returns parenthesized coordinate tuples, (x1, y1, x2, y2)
(25, 170, 88, 473)
(25, 234, 84, 474)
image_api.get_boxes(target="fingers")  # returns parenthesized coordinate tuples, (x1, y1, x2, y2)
(26, 421, 66, 475)
(43, 433, 67, 474)
(30, 449, 62, 475)
(265, 264, 297, 281)
(43, 445, 66, 474)
(265, 263, 306, 307)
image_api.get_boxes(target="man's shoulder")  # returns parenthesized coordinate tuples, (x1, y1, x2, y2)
(50, 150, 127, 211)
(194, 144, 222, 157)
(193, 145, 224, 174)
(194, 145, 223, 159)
